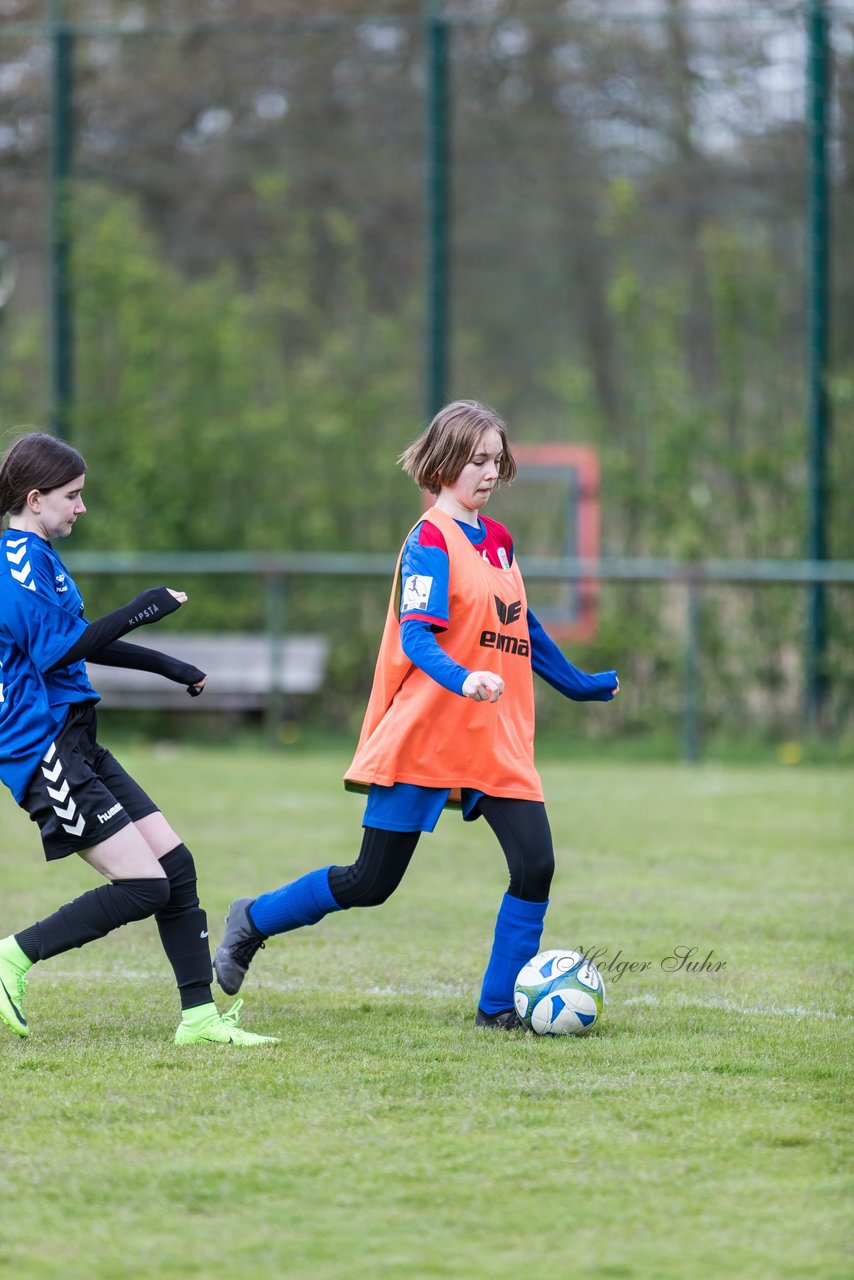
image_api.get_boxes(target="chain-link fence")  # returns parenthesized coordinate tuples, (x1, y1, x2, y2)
(1, 2, 853, 751)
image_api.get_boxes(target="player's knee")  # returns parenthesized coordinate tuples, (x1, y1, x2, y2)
(352, 882, 397, 908)
(328, 828, 417, 909)
(111, 876, 171, 922)
(510, 846, 555, 902)
(157, 843, 200, 916)
(150, 877, 173, 914)
(328, 864, 402, 910)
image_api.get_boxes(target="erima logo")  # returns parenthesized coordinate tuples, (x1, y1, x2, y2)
(480, 631, 530, 656)
(481, 596, 529, 656)
(494, 596, 522, 625)
(96, 803, 123, 825)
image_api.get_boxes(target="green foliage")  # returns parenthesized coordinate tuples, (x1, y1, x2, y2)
(538, 180, 831, 738)
(55, 182, 419, 708)
(1, 172, 850, 739)
(68, 183, 417, 560)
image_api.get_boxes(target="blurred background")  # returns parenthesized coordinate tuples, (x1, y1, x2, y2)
(1, 0, 852, 759)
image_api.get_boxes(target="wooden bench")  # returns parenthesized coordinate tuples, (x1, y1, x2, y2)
(89, 633, 329, 711)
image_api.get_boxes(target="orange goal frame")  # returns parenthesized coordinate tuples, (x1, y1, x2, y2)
(512, 444, 600, 645)
(422, 443, 600, 645)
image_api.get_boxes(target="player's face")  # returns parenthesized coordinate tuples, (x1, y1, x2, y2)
(442, 428, 504, 513)
(32, 475, 87, 540)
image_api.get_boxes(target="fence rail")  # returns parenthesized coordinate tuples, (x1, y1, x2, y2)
(66, 552, 854, 761)
(67, 550, 854, 584)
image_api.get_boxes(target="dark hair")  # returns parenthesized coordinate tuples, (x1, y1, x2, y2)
(398, 400, 516, 495)
(0, 432, 87, 522)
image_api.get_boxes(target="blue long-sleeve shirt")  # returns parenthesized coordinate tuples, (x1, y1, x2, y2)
(363, 513, 617, 832)
(401, 611, 617, 701)
(397, 513, 617, 700)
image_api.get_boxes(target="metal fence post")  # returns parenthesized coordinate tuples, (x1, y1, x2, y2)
(265, 573, 287, 745)
(805, 0, 831, 730)
(424, 0, 450, 418)
(49, 0, 74, 440)
(683, 581, 701, 764)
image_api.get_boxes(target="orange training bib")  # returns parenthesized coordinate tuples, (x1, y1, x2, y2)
(344, 507, 543, 804)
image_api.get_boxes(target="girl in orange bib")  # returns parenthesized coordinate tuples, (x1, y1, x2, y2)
(215, 401, 619, 1027)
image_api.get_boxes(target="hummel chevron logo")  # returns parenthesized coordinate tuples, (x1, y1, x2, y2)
(62, 814, 86, 837)
(47, 780, 69, 803)
(53, 798, 77, 823)
(43, 743, 57, 764)
(11, 563, 34, 588)
(5, 543, 27, 565)
(5, 537, 27, 548)
(41, 758, 63, 783)
(494, 596, 522, 626)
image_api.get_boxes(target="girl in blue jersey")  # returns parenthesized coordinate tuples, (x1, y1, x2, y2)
(0, 432, 275, 1045)
(214, 400, 619, 1028)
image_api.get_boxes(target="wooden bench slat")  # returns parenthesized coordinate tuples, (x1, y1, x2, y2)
(89, 633, 329, 708)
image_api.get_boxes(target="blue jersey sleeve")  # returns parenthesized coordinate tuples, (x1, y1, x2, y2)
(528, 608, 617, 702)
(398, 521, 469, 693)
(400, 619, 469, 695)
(398, 521, 451, 628)
(0, 540, 87, 673)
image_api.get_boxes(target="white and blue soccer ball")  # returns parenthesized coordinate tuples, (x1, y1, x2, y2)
(514, 949, 605, 1036)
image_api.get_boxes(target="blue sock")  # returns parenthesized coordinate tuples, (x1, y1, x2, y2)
(249, 867, 342, 937)
(478, 893, 548, 1015)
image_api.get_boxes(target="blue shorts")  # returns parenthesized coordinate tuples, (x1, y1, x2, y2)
(363, 782, 484, 833)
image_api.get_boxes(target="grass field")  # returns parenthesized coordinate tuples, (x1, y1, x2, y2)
(0, 744, 851, 1280)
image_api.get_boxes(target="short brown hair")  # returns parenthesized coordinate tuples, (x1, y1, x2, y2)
(0, 432, 87, 522)
(398, 400, 516, 495)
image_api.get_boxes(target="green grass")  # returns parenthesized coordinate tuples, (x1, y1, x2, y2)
(0, 748, 851, 1279)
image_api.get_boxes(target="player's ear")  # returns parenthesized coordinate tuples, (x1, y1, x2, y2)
(26, 489, 42, 513)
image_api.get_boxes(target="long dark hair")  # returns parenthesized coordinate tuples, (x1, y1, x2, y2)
(0, 432, 87, 524)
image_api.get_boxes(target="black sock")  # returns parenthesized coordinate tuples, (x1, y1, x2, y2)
(15, 877, 170, 963)
(156, 844, 214, 1011)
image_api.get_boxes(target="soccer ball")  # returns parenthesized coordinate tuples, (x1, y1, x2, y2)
(514, 949, 605, 1036)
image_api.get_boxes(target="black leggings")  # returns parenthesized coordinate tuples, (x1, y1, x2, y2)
(327, 796, 555, 908)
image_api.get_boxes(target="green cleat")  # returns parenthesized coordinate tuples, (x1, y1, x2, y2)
(174, 998, 278, 1046)
(0, 940, 30, 1039)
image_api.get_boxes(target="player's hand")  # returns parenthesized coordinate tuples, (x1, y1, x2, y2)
(612, 676, 620, 695)
(167, 589, 188, 605)
(462, 671, 504, 703)
(187, 677, 207, 698)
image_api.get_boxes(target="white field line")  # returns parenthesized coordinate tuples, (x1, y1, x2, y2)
(37, 968, 852, 1020)
(621, 992, 847, 1020)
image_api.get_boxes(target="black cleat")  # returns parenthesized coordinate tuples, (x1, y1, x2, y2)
(213, 898, 267, 995)
(474, 1007, 524, 1030)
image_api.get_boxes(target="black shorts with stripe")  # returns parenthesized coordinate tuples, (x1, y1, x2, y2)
(21, 703, 158, 861)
